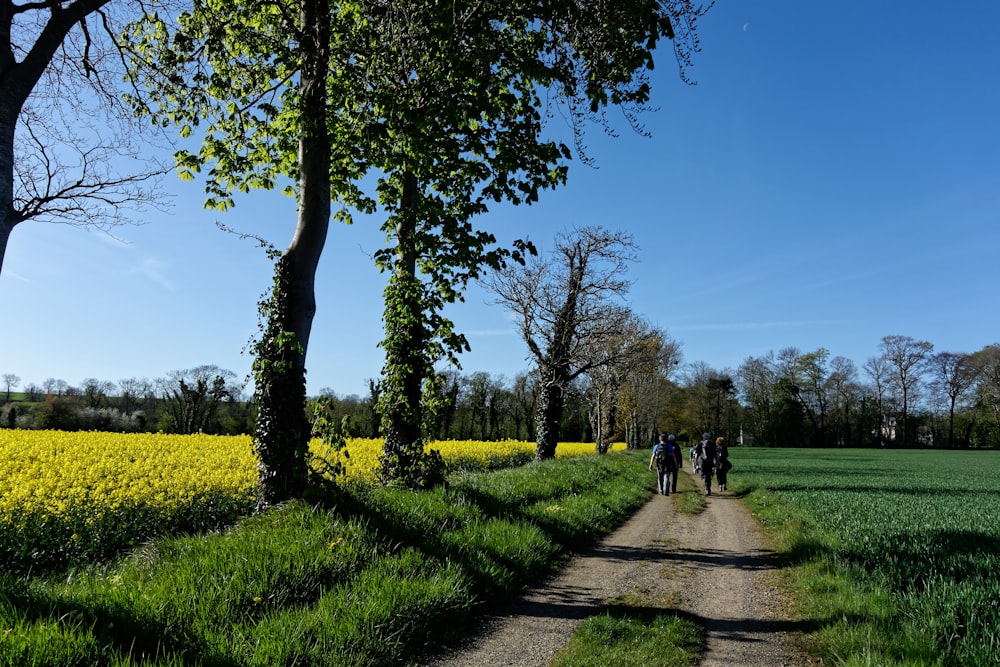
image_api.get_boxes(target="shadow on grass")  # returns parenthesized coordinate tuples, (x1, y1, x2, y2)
(598, 601, 824, 648)
(305, 457, 654, 658)
(0, 576, 239, 667)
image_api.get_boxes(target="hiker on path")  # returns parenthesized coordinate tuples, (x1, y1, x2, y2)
(715, 436, 731, 491)
(697, 432, 718, 496)
(667, 434, 682, 492)
(648, 433, 679, 496)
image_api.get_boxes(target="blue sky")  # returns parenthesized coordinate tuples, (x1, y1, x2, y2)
(2, 2, 999, 398)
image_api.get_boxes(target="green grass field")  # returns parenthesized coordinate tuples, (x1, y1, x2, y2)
(730, 447, 1000, 666)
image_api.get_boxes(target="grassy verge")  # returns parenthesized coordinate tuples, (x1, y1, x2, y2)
(551, 594, 701, 667)
(1, 451, 672, 666)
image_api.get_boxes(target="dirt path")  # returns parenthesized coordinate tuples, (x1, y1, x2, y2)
(426, 469, 804, 667)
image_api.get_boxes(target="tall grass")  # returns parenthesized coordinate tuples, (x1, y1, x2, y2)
(731, 447, 1000, 666)
(1, 452, 652, 666)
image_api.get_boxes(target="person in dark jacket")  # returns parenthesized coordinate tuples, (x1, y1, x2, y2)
(663, 434, 682, 493)
(697, 432, 717, 496)
(715, 436, 731, 491)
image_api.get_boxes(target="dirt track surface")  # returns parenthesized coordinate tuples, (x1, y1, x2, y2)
(426, 468, 804, 667)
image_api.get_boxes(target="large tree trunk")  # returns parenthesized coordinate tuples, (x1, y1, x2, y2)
(380, 169, 426, 483)
(253, 256, 313, 506)
(0, 96, 20, 276)
(947, 398, 956, 449)
(535, 366, 565, 460)
(599, 396, 618, 454)
(0, 70, 24, 273)
(252, 0, 330, 506)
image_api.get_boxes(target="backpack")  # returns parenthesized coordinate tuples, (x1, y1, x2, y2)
(701, 440, 717, 470)
(655, 443, 676, 470)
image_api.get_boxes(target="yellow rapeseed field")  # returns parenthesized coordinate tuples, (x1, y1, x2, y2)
(0, 430, 624, 521)
(0, 430, 259, 523)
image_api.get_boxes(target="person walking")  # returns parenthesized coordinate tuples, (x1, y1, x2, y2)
(648, 433, 678, 496)
(697, 432, 718, 496)
(667, 434, 682, 493)
(715, 436, 731, 491)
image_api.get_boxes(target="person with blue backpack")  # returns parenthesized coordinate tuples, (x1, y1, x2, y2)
(648, 433, 680, 495)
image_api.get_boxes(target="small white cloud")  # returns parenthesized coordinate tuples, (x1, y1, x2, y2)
(130, 257, 175, 291)
(5, 270, 29, 282)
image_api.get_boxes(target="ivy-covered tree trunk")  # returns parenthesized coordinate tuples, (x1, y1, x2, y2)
(379, 169, 428, 484)
(535, 366, 567, 460)
(252, 0, 330, 506)
(598, 396, 618, 454)
(253, 256, 312, 506)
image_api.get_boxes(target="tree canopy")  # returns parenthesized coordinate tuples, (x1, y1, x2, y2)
(127, 0, 710, 493)
(486, 226, 649, 459)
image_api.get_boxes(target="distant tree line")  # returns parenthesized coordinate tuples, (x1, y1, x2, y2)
(0, 366, 250, 435)
(729, 336, 1000, 449)
(4, 335, 999, 450)
(0, 366, 597, 443)
(323, 334, 996, 451)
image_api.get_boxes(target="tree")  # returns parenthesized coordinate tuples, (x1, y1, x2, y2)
(879, 335, 934, 447)
(360, 0, 709, 484)
(130, 0, 709, 492)
(365, 379, 382, 439)
(311, 388, 378, 439)
(486, 226, 642, 459)
(158, 365, 242, 435)
(116, 376, 153, 416)
(1, 373, 19, 402)
(583, 314, 666, 453)
(927, 351, 976, 448)
(863, 354, 892, 445)
(969, 344, 1000, 446)
(510, 372, 537, 442)
(129, 0, 348, 502)
(827, 355, 861, 446)
(616, 330, 681, 449)
(785, 348, 830, 447)
(704, 375, 737, 438)
(81, 377, 115, 409)
(1, 0, 165, 276)
(23, 382, 41, 402)
(737, 353, 777, 446)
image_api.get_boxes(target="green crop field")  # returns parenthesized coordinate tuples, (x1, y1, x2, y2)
(731, 447, 1000, 666)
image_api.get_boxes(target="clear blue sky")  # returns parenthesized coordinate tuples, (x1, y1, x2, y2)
(3, 2, 999, 398)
